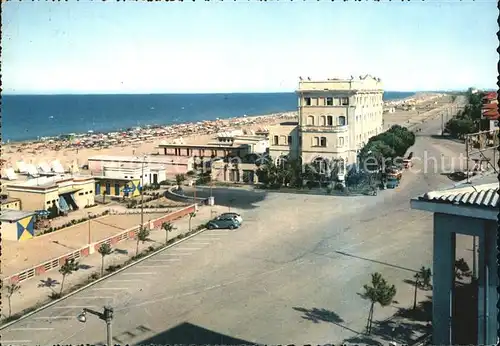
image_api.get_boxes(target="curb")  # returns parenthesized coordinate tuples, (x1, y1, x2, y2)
(0, 226, 208, 331)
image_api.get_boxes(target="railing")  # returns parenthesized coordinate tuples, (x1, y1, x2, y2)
(302, 125, 349, 133)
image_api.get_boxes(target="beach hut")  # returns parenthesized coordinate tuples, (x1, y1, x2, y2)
(16, 161, 28, 174)
(25, 164, 40, 177)
(4, 168, 18, 181)
(51, 160, 65, 174)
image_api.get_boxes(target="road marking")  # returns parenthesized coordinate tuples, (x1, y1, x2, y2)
(54, 305, 97, 309)
(0, 340, 32, 343)
(33, 316, 73, 320)
(121, 272, 157, 275)
(159, 253, 192, 256)
(10, 327, 54, 331)
(91, 288, 124, 290)
(188, 242, 209, 245)
(170, 247, 201, 250)
(73, 296, 114, 299)
(108, 279, 143, 282)
(136, 265, 171, 268)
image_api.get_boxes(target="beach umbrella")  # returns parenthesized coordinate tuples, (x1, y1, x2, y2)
(35, 210, 50, 217)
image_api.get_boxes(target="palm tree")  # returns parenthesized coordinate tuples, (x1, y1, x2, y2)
(162, 221, 176, 245)
(136, 227, 150, 255)
(418, 266, 432, 289)
(413, 272, 421, 310)
(5, 282, 21, 317)
(97, 243, 113, 276)
(188, 212, 196, 232)
(59, 258, 79, 296)
(361, 272, 397, 334)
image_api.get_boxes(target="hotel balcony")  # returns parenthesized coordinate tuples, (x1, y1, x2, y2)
(301, 125, 349, 133)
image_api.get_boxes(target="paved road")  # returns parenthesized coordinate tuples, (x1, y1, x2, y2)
(2, 100, 475, 346)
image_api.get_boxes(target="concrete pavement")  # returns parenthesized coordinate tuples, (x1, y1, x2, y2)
(1, 98, 481, 346)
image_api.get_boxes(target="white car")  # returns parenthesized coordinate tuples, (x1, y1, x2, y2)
(219, 212, 242, 224)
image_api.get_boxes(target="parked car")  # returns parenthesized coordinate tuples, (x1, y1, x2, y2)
(219, 212, 243, 224)
(207, 215, 240, 230)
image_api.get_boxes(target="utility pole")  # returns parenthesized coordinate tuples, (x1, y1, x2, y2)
(77, 306, 113, 346)
(140, 155, 145, 229)
(441, 113, 444, 136)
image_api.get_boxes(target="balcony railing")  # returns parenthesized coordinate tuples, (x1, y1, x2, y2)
(301, 125, 349, 133)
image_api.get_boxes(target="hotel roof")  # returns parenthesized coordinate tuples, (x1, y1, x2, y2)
(6, 174, 93, 189)
(88, 155, 191, 164)
(0, 209, 36, 222)
(416, 183, 499, 209)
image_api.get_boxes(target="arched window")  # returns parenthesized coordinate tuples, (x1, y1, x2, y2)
(313, 137, 319, 146)
(338, 116, 346, 126)
(327, 116, 333, 126)
(320, 116, 326, 126)
(280, 135, 287, 145)
(307, 116, 315, 125)
(320, 137, 327, 147)
(273, 135, 279, 145)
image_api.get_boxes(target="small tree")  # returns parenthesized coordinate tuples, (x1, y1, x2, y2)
(5, 282, 21, 317)
(188, 212, 196, 232)
(136, 227, 150, 255)
(97, 243, 113, 276)
(418, 266, 432, 289)
(413, 272, 421, 311)
(361, 272, 397, 334)
(162, 221, 176, 245)
(59, 258, 79, 296)
(175, 174, 186, 188)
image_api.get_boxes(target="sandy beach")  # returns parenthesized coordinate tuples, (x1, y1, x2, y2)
(2, 93, 446, 174)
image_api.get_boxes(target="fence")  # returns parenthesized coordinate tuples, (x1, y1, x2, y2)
(3, 204, 197, 285)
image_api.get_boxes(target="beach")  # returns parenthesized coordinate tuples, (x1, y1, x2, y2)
(2, 92, 446, 174)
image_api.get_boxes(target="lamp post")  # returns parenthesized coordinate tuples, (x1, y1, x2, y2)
(77, 306, 113, 346)
(87, 212, 92, 245)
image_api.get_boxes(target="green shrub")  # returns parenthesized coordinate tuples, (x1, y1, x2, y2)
(49, 292, 61, 300)
(89, 272, 100, 280)
(177, 233, 185, 240)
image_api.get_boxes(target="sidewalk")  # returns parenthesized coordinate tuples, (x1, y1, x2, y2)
(1, 205, 226, 320)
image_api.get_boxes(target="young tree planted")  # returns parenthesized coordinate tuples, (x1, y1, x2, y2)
(162, 221, 176, 245)
(175, 174, 186, 189)
(361, 272, 397, 334)
(136, 227, 150, 255)
(5, 282, 21, 317)
(97, 243, 113, 276)
(188, 212, 196, 232)
(59, 258, 80, 296)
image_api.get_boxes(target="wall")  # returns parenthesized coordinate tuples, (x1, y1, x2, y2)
(16, 214, 35, 241)
(72, 179, 96, 207)
(8, 189, 58, 211)
(4, 205, 198, 284)
(1, 221, 18, 241)
(94, 178, 141, 198)
(269, 124, 300, 161)
(2, 200, 21, 210)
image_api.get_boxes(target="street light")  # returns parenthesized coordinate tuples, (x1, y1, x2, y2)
(77, 306, 113, 346)
(87, 212, 93, 245)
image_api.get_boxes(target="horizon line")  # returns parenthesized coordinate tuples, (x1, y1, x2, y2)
(2, 90, 466, 97)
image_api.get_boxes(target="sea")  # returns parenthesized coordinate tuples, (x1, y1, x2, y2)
(2, 92, 415, 143)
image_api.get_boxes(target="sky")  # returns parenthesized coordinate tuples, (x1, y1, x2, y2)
(2, 1, 498, 94)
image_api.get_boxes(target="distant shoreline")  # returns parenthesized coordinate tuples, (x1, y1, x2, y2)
(2, 91, 427, 145)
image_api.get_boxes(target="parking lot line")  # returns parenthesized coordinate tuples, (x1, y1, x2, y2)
(91, 287, 124, 290)
(170, 247, 201, 250)
(187, 242, 209, 244)
(158, 253, 192, 256)
(136, 265, 171, 268)
(121, 272, 158, 275)
(10, 327, 54, 331)
(0, 340, 32, 343)
(54, 305, 97, 309)
(33, 316, 73, 320)
(72, 296, 114, 299)
(108, 279, 143, 282)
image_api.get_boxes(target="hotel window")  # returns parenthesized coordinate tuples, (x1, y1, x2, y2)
(273, 135, 279, 145)
(307, 116, 315, 126)
(326, 97, 333, 106)
(341, 97, 349, 106)
(327, 116, 333, 126)
(304, 97, 311, 106)
(338, 116, 346, 126)
(320, 116, 326, 126)
(318, 97, 325, 106)
(288, 136, 292, 145)
(79, 192, 84, 196)
(338, 137, 344, 147)
(320, 137, 327, 147)
(280, 135, 287, 145)
(313, 137, 320, 146)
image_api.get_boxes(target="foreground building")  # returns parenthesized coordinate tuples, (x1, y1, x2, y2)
(5, 175, 95, 212)
(0, 210, 36, 241)
(269, 75, 384, 179)
(411, 181, 498, 345)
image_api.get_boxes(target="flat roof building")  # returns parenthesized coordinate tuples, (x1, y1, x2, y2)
(1, 195, 21, 210)
(5, 175, 95, 213)
(1, 210, 36, 241)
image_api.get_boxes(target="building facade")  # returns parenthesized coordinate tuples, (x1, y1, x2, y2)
(269, 75, 384, 178)
(0, 210, 36, 241)
(1, 196, 21, 210)
(411, 182, 498, 345)
(5, 175, 95, 213)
